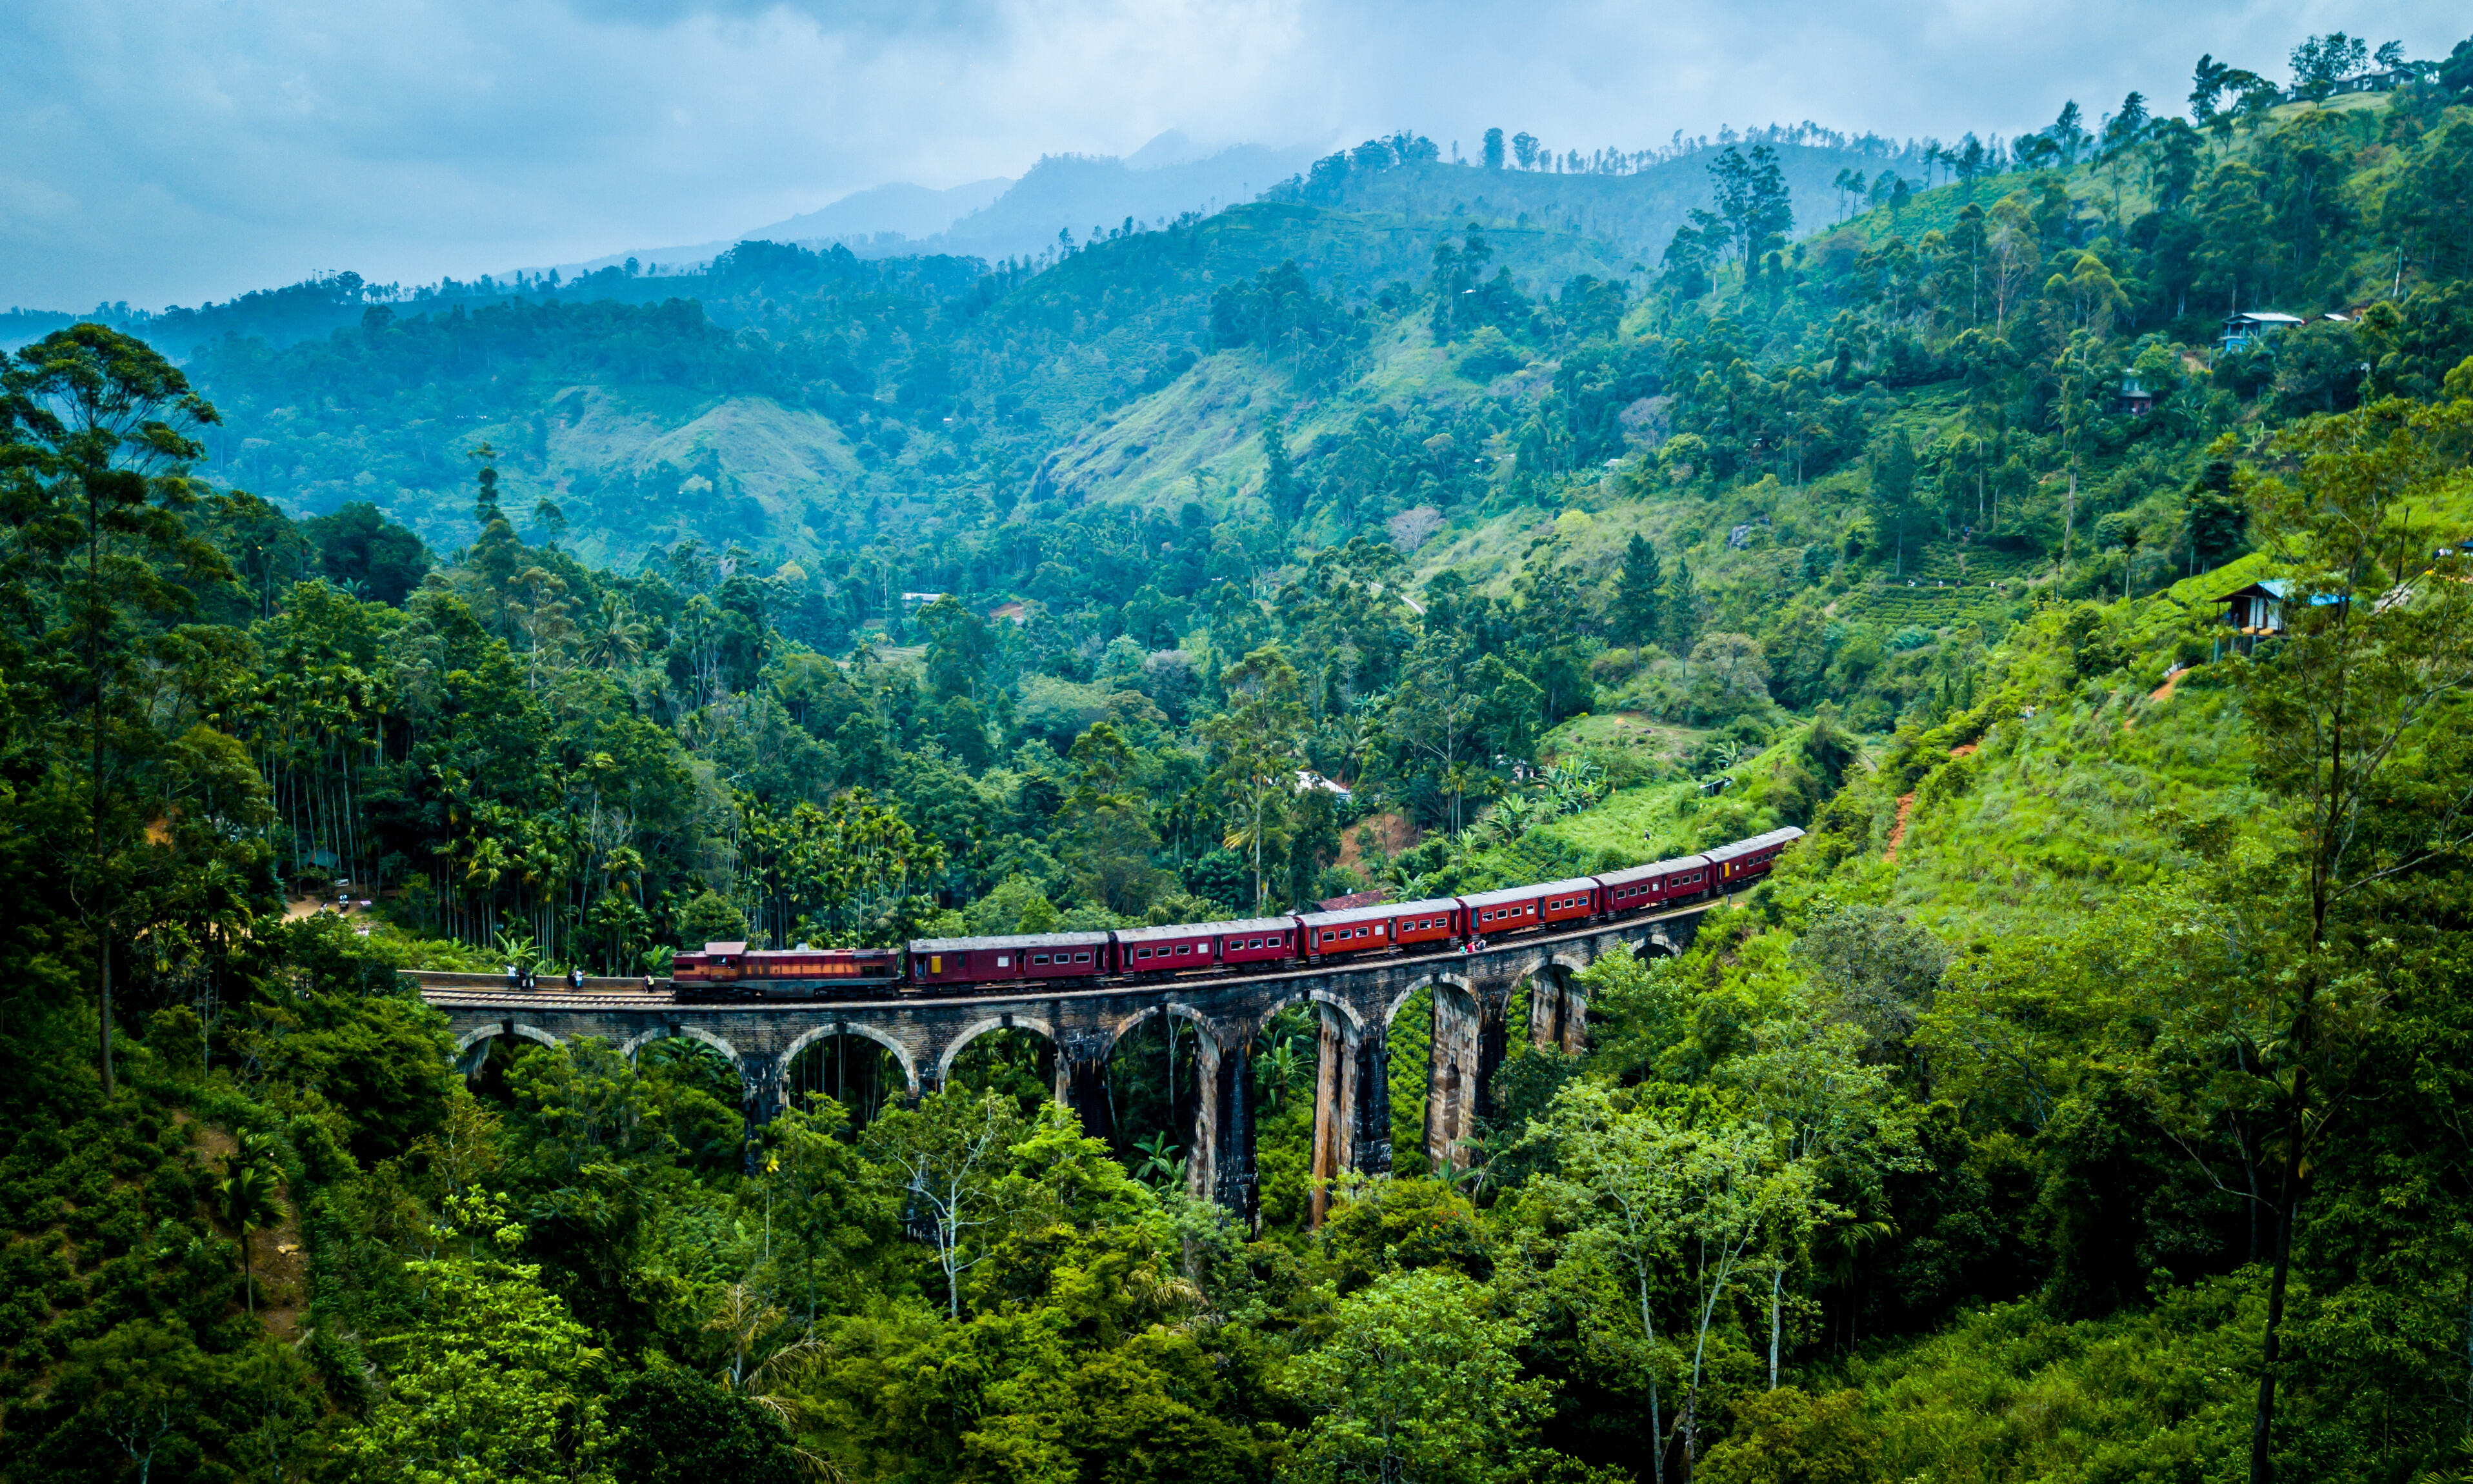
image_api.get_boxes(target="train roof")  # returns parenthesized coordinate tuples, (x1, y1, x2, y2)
(1296, 895, 1459, 928)
(1592, 854, 1714, 887)
(1116, 916, 1297, 944)
(697, 941, 750, 955)
(1459, 877, 1599, 909)
(908, 931, 1115, 952)
(1700, 827, 1807, 864)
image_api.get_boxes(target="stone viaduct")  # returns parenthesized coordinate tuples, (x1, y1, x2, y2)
(416, 907, 1711, 1225)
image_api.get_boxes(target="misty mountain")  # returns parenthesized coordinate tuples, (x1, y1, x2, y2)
(535, 136, 1320, 285)
(743, 178, 1015, 248)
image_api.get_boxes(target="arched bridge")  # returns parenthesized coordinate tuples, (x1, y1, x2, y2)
(414, 905, 1716, 1225)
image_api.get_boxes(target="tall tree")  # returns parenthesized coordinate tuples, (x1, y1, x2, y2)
(1202, 645, 1307, 910)
(3, 325, 231, 1093)
(1610, 533, 1666, 649)
(2237, 394, 2473, 1483)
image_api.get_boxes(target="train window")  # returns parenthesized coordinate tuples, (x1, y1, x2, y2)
(996, 955, 1010, 967)
(1137, 948, 1152, 959)
(1032, 955, 1048, 965)
(1374, 924, 1385, 936)
(1177, 945, 1191, 956)
(1076, 952, 1092, 963)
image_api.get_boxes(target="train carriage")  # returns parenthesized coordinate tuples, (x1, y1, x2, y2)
(1700, 826, 1807, 888)
(1117, 916, 1299, 977)
(1592, 854, 1716, 916)
(908, 932, 1112, 989)
(1457, 877, 1599, 937)
(1295, 896, 1461, 962)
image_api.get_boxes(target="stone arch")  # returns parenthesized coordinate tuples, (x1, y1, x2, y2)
(1253, 987, 1363, 1043)
(780, 1021, 920, 1096)
(617, 1023, 748, 1079)
(934, 1014, 1061, 1085)
(452, 1021, 563, 1057)
(1383, 973, 1474, 1032)
(1105, 1001, 1225, 1068)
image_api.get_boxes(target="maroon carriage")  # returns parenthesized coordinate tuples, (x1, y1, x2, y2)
(1591, 854, 1717, 915)
(908, 932, 1112, 989)
(1116, 917, 1300, 977)
(1699, 826, 1806, 888)
(1456, 877, 1600, 937)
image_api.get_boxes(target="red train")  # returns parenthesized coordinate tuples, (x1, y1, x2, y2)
(674, 826, 1803, 998)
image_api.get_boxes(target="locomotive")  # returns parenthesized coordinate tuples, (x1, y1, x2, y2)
(672, 825, 1803, 999)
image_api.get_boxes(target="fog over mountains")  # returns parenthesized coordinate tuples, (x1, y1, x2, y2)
(536, 132, 1323, 281)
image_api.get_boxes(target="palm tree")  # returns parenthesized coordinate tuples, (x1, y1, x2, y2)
(705, 1282, 820, 1429)
(1130, 1132, 1185, 1188)
(1256, 1039, 1308, 1114)
(577, 593, 648, 671)
(215, 1130, 284, 1315)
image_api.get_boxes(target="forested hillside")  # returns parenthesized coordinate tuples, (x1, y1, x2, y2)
(7, 30, 2473, 1484)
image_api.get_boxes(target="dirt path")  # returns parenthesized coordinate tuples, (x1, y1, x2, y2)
(1884, 792, 1917, 863)
(2124, 668, 2185, 732)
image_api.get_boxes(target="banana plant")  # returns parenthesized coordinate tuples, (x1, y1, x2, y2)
(1130, 1132, 1186, 1189)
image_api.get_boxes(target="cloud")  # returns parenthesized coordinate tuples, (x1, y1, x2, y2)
(1, 0, 2462, 309)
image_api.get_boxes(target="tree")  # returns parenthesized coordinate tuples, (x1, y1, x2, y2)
(862, 1089, 1025, 1318)
(1261, 417, 1303, 525)
(1666, 556, 1701, 656)
(1531, 1081, 1692, 1482)
(1868, 430, 1917, 577)
(2290, 32, 2368, 99)
(2049, 101, 2090, 167)
(1688, 633, 1772, 721)
(1283, 1267, 1546, 1484)
(606, 1366, 801, 1484)
(1202, 645, 1307, 910)
(346, 1200, 616, 1484)
(1612, 532, 1666, 648)
(301, 501, 430, 605)
(1709, 145, 1795, 270)
(4, 325, 232, 1094)
(1482, 128, 1505, 171)
(468, 441, 503, 524)
(2235, 394, 2473, 1484)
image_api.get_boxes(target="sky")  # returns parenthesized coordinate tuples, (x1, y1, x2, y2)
(3, 0, 2463, 310)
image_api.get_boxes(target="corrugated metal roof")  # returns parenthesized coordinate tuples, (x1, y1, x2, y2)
(910, 932, 1114, 952)
(1116, 916, 1296, 944)
(1460, 877, 1599, 909)
(1297, 896, 1458, 928)
(1702, 826, 1806, 864)
(1594, 854, 1713, 887)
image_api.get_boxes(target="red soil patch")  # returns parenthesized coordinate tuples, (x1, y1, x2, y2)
(1884, 792, 1918, 863)
(2123, 668, 2185, 732)
(1336, 812, 1418, 872)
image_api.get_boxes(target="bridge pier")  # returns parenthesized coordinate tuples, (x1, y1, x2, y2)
(1529, 968, 1588, 1054)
